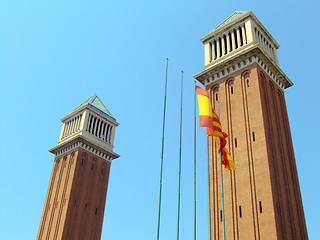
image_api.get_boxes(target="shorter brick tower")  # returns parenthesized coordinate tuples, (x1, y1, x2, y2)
(37, 94, 119, 240)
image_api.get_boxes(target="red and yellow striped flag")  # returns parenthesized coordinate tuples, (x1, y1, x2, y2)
(209, 108, 228, 151)
(196, 86, 235, 170)
(195, 86, 214, 128)
(221, 147, 235, 170)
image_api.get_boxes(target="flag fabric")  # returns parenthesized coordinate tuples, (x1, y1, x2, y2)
(210, 109, 228, 151)
(221, 148, 235, 170)
(196, 86, 235, 170)
(195, 86, 214, 128)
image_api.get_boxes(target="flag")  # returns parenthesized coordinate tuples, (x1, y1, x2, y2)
(196, 86, 235, 170)
(195, 86, 214, 128)
(210, 109, 228, 151)
(221, 148, 235, 170)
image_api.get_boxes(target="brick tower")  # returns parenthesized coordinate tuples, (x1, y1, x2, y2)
(194, 11, 308, 239)
(37, 94, 119, 240)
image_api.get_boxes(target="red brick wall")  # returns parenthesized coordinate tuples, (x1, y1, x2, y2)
(205, 63, 307, 240)
(37, 148, 111, 240)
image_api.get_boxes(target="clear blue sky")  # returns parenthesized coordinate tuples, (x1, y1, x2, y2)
(0, 1, 319, 239)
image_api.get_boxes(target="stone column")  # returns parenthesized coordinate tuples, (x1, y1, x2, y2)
(232, 30, 236, 49)
(244, 20, 254, 43)
(103, 124, 108, 141)
(270, 47, 276, 62)
(108, 126, 113, 143)
(209, 42, 212, 62)
(262, 36, 267, 52)
(105, 125, 110, 142)
(255, 30, 259, 44)
(65, 121, 71, 137)
(273, 48, 279, 65)
(59, 122, 66, 140)
(216, 38, 221, 58)
(262, 38, 266, 52)
(76, 115, 82, 131)
(74, 116, 79, 132)
(267, 42, 272, 58)
(110, 126, 116, 145)
(241, 24, 247, 45)
(70, 119, 75, 134)
(236, 27, 241, 47)
(258, 34, 262, 48)
(89, 116, 95, 134)
(96, 118, 101, 137)
(226, 33, 231, 53)
(221, 36, 226, 56)
(81, 110, 89, 132)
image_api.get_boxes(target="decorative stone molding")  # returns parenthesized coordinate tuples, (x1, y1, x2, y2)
(197, 11, 291, 91)
(195, 46, 290, 91)
(50, 135, 118, 162)
(202, 11, 280, 66)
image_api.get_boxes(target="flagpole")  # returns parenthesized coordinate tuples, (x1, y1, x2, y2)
(156, 58, 169, 240)
(218, 101, 226, 240)
(207, 136, 212, 240)
(193, 80, 197, 240)
(176, 71, 184, 240)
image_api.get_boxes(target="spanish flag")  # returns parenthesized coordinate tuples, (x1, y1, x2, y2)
(196, 86, 235, 170)
(195, 86, 215, 129)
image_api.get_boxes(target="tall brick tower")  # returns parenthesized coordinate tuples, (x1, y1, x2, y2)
(37, 94, 119, 240)
(194, 11, 308, 239)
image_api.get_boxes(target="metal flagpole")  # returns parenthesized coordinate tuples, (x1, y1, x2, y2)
(218, 101, 226, 240)
(207, 136, 212, 240)
(156, 58, 169, 240)
(176, 71, 184, 240)
(193, 81, 197, 240)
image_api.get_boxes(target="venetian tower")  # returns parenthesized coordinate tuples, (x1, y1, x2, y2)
(194, 11, 308, 239)
(37, 94, 119, 240)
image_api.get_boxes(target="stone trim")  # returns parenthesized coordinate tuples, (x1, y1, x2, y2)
(50, 136, 119, 162)
(202, 55, 285, 90)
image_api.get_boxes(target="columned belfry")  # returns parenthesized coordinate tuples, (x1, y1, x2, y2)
(194, 11, 308, 239)
(37, 94, 119, 240)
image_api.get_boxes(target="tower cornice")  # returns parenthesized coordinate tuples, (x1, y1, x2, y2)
(49, 135, 120, 161)
(194, 43, 292, 89)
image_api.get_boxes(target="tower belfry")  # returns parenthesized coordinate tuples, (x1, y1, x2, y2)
(194, 11, 308, 240)
(37, 94, 119, 240)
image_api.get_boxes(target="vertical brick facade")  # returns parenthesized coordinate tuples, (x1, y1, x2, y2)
(206, 63, 308, 240)
(37, 148, 111, 240)
(37, 94, 118, 240)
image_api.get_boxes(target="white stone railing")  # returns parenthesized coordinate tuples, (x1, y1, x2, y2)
(60, 113, 82, 140)
(85, 112, 113, 144)
(207, 23, 248, 62)
(253, 26, 278, 65)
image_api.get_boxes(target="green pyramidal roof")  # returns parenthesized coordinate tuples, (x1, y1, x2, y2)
(73, 94, 116, 121)
(209, 11, 249, 33)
